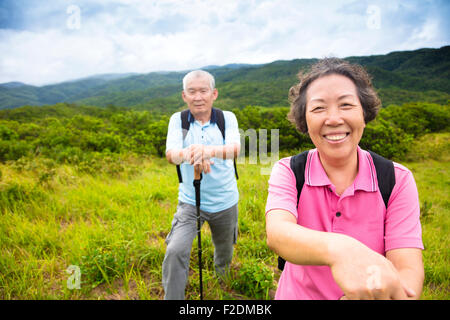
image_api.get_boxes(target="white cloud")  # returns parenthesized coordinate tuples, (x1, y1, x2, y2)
(0, 0, 448, 85)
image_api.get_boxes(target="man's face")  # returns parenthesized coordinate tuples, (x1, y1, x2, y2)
(182, 76, 218, 118)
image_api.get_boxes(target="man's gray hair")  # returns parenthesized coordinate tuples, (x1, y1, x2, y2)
(183, 70, 215, 91)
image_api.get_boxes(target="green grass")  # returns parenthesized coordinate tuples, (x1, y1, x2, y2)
(0, 134, 448, 300)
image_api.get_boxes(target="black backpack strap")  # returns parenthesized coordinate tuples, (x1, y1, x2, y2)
(368, 150, 396, 209)
(277, 150, 309, 271)
(290, 150, 310, 207)
(213, 108, 226, 140)
(181, 109, 191, 140)
(176, 110, 192, 183)
(214, 108, 239, 180)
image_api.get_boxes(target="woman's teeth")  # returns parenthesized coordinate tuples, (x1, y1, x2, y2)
(325, 134, 347, 141)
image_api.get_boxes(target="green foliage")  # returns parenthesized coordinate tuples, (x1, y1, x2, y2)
(0, 101, 448, 163)
(0, 104, 169, 163)
(404, 132, 450, 162)
(360, 119, 414, 160)
(0, 182, 47, 211)
(0, 124, 18, 140)
(359, 102, 450, 159)
(0, 140, 32, 162)
(379, 102, 450, 137)
(80, 243, 131, 287)
(230, 260, 275, 299)
(147, 117, 169, 157)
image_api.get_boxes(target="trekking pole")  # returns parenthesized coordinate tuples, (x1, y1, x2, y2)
(193, 164, 203, 300)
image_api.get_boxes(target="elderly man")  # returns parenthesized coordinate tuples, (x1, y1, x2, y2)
(163, 70, 240, 300)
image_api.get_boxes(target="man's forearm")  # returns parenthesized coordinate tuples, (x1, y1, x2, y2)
(209, 143, 240, 160)
(166, 149, 186, 165)
(166, 143, 240, 166)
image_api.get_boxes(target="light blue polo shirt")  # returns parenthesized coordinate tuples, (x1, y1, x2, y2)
(166, 109, 240, 213)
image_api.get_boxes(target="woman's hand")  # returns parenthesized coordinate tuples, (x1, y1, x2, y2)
(329, 235, 416, 300)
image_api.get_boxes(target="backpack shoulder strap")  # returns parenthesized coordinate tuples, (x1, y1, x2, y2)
(368, 150, 396, 209)
(289, 150, 310, 207)
(213, 108, 226, 140)
(278, 150, 309, 271)
(214, 108, 239, 180)
(176, 110, 191, 183)
(180, 109, 191, 140)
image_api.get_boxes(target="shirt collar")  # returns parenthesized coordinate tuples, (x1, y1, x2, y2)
(187, 108, 217, 124)
(305, 146, 377, 192)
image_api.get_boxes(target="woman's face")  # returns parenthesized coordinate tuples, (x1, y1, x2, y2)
(305, 74, 366, 164)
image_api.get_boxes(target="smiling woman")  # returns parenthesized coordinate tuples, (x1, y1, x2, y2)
(287, 58, 380, 134)
(287, 58, 382, 192)
(266, 58, 424, 300)
(304, 74, 367, 181)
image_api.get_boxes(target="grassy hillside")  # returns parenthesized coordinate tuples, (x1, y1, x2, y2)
(0, 133, 448, 300)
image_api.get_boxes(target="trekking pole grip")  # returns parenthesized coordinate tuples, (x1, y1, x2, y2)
(194, 164, 202, 180)
(193, 164, 202, 207)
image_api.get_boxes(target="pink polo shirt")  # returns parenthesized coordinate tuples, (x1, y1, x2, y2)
(265, 147, 424, 300)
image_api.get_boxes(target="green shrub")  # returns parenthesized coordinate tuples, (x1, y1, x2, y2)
(230, 260, 274, 299)
(360, 119, 413, 160)
(0, 124, 18, 140)
(0, 140, 31, 162)
(80, 243, 131, 287)
(379, 102, 450, 137)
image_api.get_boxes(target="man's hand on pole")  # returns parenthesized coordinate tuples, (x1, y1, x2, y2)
(188, 144, 214, 174)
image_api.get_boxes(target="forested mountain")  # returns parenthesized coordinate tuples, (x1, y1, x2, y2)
(0, 46, 449, 111)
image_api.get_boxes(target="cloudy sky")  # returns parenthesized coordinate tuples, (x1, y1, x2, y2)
(0, 0, 449, 86)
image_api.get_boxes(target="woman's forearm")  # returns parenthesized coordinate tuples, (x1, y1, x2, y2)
(266, 209, 344, 267)
(386, 248, 424, 300)
(266, 210, 420, 299)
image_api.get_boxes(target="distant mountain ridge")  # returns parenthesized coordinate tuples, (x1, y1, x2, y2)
(0, 82, 28, 89)
(0, 46, 449, 111)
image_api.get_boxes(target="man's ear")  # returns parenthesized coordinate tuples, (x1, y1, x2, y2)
(213, 88, 218, 100)
(182, 90, 187, 103)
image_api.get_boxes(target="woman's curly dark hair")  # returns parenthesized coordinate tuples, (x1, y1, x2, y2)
(287, 58, 381, 133)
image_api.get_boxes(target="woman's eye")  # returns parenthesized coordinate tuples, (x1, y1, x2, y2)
(311, 106, 325, 112)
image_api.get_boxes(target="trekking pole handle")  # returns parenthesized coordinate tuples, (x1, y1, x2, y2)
(194, 164, 202, 180)
(193, 164, 202, 207)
